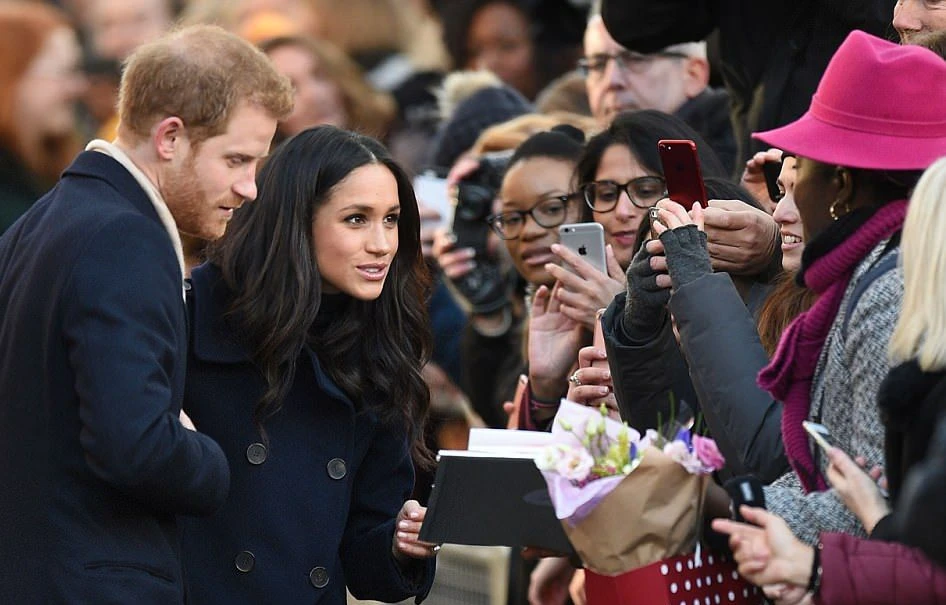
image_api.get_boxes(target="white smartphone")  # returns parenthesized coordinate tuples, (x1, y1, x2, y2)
(558, 222, 607, 275)
(412, 173, 453, 230)
(802, 421, 834, 453)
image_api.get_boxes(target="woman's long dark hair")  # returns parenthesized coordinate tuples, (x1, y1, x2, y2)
(208, 125, 432, 462)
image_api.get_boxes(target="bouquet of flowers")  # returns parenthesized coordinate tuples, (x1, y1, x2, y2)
(534, 400, 725, 573)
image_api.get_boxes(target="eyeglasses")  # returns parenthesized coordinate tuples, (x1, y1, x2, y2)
(487, 194, 576, 240)
(581, 177, 667, 212)
(577, 50, 688, 78)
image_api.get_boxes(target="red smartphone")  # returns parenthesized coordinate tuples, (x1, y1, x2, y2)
(658, 139, 707, 208)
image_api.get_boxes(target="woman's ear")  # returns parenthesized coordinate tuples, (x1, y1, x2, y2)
(835, 166, 855, 203)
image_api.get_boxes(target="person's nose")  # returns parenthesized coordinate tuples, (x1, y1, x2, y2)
(232, 166, 258, 202)
(893, 0, 922, 37)
(366, 223, 395, 255)
(772, 193, 797, 226)
(518, 214, 548, 242)
(603, 55, 627, 89)
(614, 191, 638, 221)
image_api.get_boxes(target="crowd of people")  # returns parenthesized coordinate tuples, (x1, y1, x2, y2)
(2, 0, 946, 604)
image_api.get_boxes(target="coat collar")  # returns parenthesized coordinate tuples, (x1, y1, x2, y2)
(64, 151, 162, 229)
(878, 360, 946, 429)
(189, 263, 355, 410)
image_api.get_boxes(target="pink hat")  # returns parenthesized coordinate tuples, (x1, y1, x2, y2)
(754, 30, 946, 171)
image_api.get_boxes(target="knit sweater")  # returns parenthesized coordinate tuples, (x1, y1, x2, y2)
(763, 240, 901, 545)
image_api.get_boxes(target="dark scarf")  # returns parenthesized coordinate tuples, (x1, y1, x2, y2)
(758, 200, 907, 492)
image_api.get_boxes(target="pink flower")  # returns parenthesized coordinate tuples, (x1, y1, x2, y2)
(693, 435, 726, 471)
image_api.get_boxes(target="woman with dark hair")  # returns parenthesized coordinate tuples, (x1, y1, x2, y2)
(181, 126, 437, 604)
(572, 110, 724, 430)
(437, 0, 584, 100)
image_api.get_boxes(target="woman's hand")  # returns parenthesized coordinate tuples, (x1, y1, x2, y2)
(392, 500, 439, 565)
(528, 283, 584, 401)
(711, 506, 814, 589)
(739, 148, 783, 210)
(527, 556, 574, 605)
(652, 199, 712, 292)
(565, 346, 618, 419)
(826, 447, 890, 533)
(431, 228, 475, 282)
(545, 243, 625, 330)
(650, 198, 705, 235)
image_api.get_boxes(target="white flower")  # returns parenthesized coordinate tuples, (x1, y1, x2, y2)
(555, 446, 595, 482)
(663, 440, 705, 474)
(536, 444, 567, 471)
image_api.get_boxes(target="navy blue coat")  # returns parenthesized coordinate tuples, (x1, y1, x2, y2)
(182, 264, 435, 604)
(0, 151, 231, 603)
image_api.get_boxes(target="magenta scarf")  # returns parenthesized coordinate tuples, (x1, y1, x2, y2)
(758, 200, 907, 493)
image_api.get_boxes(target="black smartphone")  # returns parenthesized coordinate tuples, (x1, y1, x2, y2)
(658, 139, 707, 208)
(724, 475, 766, 523)
(762, 160, 783, 205)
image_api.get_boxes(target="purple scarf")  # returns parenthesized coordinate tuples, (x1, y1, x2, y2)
(758, 200, 907, 493)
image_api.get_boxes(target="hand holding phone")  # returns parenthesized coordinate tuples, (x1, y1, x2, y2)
(558, 223, 607, 275)
(802, 420, 835, 453)
(658, 139, 707, 208)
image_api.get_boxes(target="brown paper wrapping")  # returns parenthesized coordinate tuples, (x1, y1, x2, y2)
(562, 448, 709, 575)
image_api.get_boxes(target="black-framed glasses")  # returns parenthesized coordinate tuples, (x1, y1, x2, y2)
(486, 194, 577, 240)
(581, 177, 667, 212)
(577, 50, 689, 78)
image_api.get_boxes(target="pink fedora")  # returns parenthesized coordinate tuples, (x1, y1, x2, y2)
(754, 30, 946, 171)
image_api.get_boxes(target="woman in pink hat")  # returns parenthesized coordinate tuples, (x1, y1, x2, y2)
(712, 156, 946, 605)
(696, 30, 946, 539)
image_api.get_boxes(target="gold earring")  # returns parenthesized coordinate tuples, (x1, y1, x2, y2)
(829, 197, 851, 220)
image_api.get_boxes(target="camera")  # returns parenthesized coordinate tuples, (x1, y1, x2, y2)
(449, 151, 512, 314)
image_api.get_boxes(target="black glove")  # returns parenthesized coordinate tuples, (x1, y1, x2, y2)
(659, 224, 712, 291)
(622, 242, 670, 341)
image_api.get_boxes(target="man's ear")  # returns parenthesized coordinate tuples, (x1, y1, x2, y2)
(682, 56, 710, 99)
(152, 117, 186, 161)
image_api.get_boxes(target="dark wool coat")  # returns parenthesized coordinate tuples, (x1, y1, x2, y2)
(0, 151, 230, 603)
(181, 264, 435, 604)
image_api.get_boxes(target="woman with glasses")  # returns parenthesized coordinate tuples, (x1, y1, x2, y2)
(483, 125, 626, 431)
(571, 110, 727, 431)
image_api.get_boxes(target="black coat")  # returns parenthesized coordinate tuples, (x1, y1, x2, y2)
(602, 278, 775, 481)
(181, 264, 435, 604)
(0, 151, 230, 603)
(675, 88, 737, 177)
(671, 273, 788, 483)
(871, 361, 946, 567)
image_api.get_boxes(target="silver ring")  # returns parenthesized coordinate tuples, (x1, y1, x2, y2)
(569, 371, 581, 387)
(649, 206, 661, 222)
(432, 544, 442, 553)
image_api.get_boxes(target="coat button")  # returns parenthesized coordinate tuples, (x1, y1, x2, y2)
(309, 566, 330, 588)
(327, 458, 346, 480)
(246, 442, 267, 465)
(234, 551, 255, 573)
